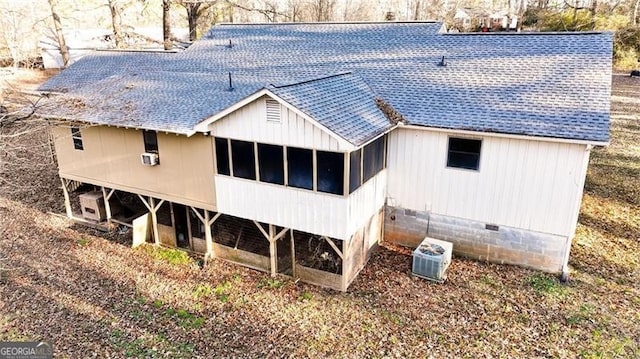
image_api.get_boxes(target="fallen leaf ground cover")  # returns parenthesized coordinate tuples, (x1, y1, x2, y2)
(0, 72, 638, 358)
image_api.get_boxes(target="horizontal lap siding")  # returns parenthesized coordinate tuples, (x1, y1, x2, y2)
(386, 128, 589, 237)
(209, 96, 342, 151)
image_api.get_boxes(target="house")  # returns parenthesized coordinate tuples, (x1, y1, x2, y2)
(489, 10, 518, 30)
(36, 22, 612, 290)
(453, 9, 472, 30)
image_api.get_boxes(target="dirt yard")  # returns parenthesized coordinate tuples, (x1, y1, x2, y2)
(0, 71, 638, 358)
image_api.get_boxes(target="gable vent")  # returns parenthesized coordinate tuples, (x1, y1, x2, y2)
(266, 98, 281, 123)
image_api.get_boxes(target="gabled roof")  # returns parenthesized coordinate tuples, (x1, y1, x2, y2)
(37, 22, 612, 144)
(267, 73, 390, 146)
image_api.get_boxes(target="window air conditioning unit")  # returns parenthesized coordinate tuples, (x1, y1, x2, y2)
(412, 237, 453, 283)
(141, 152, 159, 166)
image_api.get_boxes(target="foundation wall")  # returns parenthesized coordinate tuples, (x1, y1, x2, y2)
(384, 206, 567, 273)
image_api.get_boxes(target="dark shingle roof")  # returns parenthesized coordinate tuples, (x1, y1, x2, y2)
(38, 22, 612, 143)
(268, 73, 390, 146)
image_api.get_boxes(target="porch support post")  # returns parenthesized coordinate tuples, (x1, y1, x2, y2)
(269, 224, 277, 277)
(138, 195, 164, 246)
(204, 210, 213, 262)
(149, 197, 160, 246)
(191, 208, 221, 263)
(290, 230, 296, 278)
(101, 187, 115, 226)
(341, 238, 350, 291)
(60, 178, 73, 218)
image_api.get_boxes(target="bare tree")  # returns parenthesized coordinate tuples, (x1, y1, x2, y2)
(107, 0, 125, 48)
(228, 1, 287, 22)
(286, 0, 303, 21)
(633, 0, 639, 25)
(163, 0, 172, 50)
(47, 0, 70, 67)
(309, 0, 336, 21)
(176, 1, 219, 41)
(516, 0, 526, 31)
(0, 4, 28, 68)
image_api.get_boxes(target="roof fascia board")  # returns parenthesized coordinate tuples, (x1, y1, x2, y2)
(42, 114, 196, 137)
(354, 124, 400, 149)
(195, 89, 356, 151)
(401, 124, 609, 146)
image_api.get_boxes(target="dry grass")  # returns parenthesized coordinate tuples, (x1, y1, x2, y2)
(0, 70, 638, 358)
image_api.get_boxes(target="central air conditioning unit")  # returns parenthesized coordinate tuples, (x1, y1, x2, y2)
(412, 237, 453, 283)
(140, 152, 159, 166)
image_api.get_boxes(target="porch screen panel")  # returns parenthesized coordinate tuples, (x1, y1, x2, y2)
(258, 143, 284, 185)
(363, 136, 384, 182)
(231, 140, 256, 180)
(317, 151, 344, 195)
(215, 137, 230, 175)
(349, 150, 361, 194)
(287, 147, 313, 190)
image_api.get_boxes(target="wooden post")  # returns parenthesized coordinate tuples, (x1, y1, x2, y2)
(101, 187, 115, 226)
(269, 224, 277, 277)
(149, 197, 160, 246)
(138, 196, 164, 247)
(204, 210, 213, 262)
(290, 230, 296, 278)
(60, 178, 73, 218)
(341, 239, 350, 291)
(190, 208, 220, 263)
(186, 206, 193, 251)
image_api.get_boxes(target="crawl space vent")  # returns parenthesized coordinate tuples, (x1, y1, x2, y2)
(266, 99, 281, 122)
(412, 237, 453, 283)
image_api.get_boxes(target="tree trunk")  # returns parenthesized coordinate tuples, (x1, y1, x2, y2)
(47, 0, 69, 67)
(163, 0, 172, 50)
(572, 0, 578, 29)
(517, 0, 525, 31)
(413, 0, 420, 20)
(590, 0, 597, 30)
(633, 0, 639, 25)
(186, 3, 200, 41)
(108, 0, 124, 48)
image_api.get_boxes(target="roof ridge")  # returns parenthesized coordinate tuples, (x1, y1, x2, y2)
(444, 31, 607, 36)
(270, 72, 353, 89)
(216, 21, 441, 26)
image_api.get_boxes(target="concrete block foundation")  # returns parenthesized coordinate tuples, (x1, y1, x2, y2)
(384, 206, 567, 273)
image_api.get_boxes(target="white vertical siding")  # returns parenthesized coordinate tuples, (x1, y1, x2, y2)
(347, 170, 387, 235)
(386, 128, 590, 236)
(209, 96, 344, 151)
(215, 176, 349, 240)
(215, 170, 386, 241)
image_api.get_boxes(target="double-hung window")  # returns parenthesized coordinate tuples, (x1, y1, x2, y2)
(71, 126, 83, 150)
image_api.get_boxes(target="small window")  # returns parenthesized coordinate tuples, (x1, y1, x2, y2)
(447, 137, 481, 170)
(258, 143, 284, 185)
(287, 147, 313, 190)
(231, 139, 256, 180)
(143, 130, 158, 153)
(363, 135, 385, 182)
(71, 126, 83, 150)
(266, 98, 281, 122)
(215, 137, 230, 176)
(317, 151, 344, 195)
(349, 150, 361, 194)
